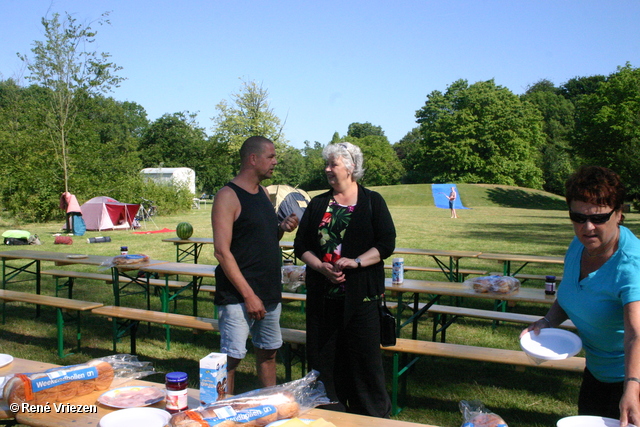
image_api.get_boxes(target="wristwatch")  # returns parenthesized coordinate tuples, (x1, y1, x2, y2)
(355, 258, 362, 268)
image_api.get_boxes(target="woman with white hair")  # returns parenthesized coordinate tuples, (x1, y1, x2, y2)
(294, 142, 396, 417)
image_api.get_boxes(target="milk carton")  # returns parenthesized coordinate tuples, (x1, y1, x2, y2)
(200, 352, 227, 404)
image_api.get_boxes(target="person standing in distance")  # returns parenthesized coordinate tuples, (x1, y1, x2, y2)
(445, 186, 458, 218)
(211, 136, 299, 394)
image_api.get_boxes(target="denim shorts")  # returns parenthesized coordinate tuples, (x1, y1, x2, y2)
(218, 302, 283, 359)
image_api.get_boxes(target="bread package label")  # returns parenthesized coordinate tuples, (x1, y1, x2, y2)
(200, 352, 227, 404)
(27, 365, 98, 392)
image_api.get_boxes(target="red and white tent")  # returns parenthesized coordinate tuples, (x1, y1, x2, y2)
(80, 196, 140, 231)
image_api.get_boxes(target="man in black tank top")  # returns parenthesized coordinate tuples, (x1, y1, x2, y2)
(212, 136, 299, 394)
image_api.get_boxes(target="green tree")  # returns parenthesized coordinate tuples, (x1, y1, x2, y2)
(211, 79, 286, 154)
(393, 127, 423, 183)
(347, 122, 385, 138)
(140, 112, 207, 168)
(414, 79, 545, 188)
(572, 63, 640, 198)
(522, 79, 577, 194)
(18, 11, 125, 193)
(300, 141, 327, 191)
(558, 75, 606, 103)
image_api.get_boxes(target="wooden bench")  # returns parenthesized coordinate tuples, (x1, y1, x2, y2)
(428, 304, 576, 342)
(0, 289, 103, 358)
(385, 264, 487, 281)
(90, 306, 307, 381)
(41, 269, 192, 312)
(383, 337, 585, 414)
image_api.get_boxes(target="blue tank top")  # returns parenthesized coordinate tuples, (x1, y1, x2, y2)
(214, 182, 282, 305)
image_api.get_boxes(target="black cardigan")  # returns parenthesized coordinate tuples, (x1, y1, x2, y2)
(294, 184, 396, 315)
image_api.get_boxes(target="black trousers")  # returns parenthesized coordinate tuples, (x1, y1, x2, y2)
(578, 368, 623, 419)
(306, 297, 391, 418)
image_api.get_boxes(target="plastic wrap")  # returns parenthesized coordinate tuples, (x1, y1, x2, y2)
(282, 265, 306, 293)
(463, 275, 520, 294)
(460, 400, 508, 427)
(1, 354, 155, 409)
(99, 254, 150, 269)
(169, 370, 332, 427)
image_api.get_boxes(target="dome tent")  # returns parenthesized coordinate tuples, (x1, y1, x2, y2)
(266, 185, 311, 222)
(80, 196, 140, 231)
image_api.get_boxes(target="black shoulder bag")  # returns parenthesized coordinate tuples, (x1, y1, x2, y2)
(379, 294, 397, 347)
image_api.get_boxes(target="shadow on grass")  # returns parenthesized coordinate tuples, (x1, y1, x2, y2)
(486, 188, 566, 210)
(465, 222, 571, 254)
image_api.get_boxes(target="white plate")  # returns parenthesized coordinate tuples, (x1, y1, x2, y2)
(97, 386, 165, 408)
(267, 420, 315, 427)
(67, 254, 88, 259)
(99, 407, 170, 427)
(557, 415, 635, 427)
(520, 328, 582, 360)
(0, 354, 13, 368)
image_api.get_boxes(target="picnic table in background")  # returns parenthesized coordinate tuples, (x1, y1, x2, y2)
(477, 252, 564, 276)
(162, 237, 296, 264)
(385, 277, 556, 339)
(392, 247, 482, 282)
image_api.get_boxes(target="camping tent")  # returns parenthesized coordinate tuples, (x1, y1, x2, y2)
(140, 167, 196, 195)
(80, 196, 140, 231)
(266, 185, 311, 222)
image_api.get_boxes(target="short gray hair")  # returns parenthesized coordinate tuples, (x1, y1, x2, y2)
(323, 142, 365, 181)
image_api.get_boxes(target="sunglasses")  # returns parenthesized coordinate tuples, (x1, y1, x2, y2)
(569, 209, 616, 224)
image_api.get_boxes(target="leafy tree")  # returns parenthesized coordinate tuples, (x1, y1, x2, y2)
(270, 145, 307, 187)
(522, 79, 577, 194)
(211, 79, 286, 156)
(414, 79, 545, 188)
(393, 127, 423, 183)
(140, 112, 207, 168)
(558, 75, 606, 102)
(300, 141, 328, 191)
(572, 63, 640, 198)
(18, 11, 125, 193)
(347, 122, 385, 138)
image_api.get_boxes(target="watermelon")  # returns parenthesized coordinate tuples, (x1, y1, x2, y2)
(176, 222, 193, 239)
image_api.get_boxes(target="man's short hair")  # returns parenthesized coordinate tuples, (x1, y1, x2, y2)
(240, 136, 273, 163)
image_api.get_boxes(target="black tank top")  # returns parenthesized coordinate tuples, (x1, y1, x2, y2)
(214, 182, 281, 305)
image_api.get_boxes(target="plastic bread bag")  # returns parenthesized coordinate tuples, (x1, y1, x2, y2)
(169, 370, 333, 427)
(463, 275, 520, 294)
(1, 354, 156, 409)
(460, 400, 508, 427)
(99, 254, 150, 269)
(282, 265, 306, 293)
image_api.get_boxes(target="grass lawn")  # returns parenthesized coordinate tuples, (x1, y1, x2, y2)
(1, 183, 638, 427)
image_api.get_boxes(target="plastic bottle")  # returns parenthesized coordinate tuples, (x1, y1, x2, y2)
(392, 257, 404, 285)
(165, 371, 188, 414)
(545, 275, 556, 295)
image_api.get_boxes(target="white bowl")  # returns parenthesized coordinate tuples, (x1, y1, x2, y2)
(99, 407, 170, 427)
(557, 415, 635, 427)
(520, 328, 582, 361)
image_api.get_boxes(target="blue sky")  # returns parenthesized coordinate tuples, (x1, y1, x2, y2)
(2, 1, 639, 148)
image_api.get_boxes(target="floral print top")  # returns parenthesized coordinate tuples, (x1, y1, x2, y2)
(318, 198, 355, 298)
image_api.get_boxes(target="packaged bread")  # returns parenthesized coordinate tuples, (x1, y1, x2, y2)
(169, 370, 331, 427)
(2, 354, 155, 411)
(111, 254, 150, 265)
(459, 400, 508, 427)
(463, 275, 520, 294)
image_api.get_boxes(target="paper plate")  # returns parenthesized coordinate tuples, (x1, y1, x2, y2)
(67, 254, 88, 259)
(557, 415, 635, 427)
(0, 354, 13, 368)
(267, 419, 314, 427)
(97, 386, 165, 408)
(99, 407, 170, 427)
(520, 328, 582, 360)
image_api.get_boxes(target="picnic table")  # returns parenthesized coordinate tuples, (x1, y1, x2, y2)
(162, 237, 296, 264)
(385, 277, 556, 338)
(2, 357, 437, 427)
(392, 247, 482, 282)
(477, 252, 564, 276)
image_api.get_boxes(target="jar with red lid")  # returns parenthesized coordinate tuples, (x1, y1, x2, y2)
(165, 371, 188, 413)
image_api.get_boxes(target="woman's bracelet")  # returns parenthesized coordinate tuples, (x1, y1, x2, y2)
(542, 317, 552, 326)
(626, 377, 640, 385)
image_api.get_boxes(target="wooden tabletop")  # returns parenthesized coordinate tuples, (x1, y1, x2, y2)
(385, 278, 556, 305)
(477, 252, 564, 264)
(140, 262, 216, 277)
(393, 247, 482, 259)
(5, 358, 436, 427)
(161, 237, 214, 245)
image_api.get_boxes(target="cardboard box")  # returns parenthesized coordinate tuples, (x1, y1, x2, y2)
(200, 352, 227, 404)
